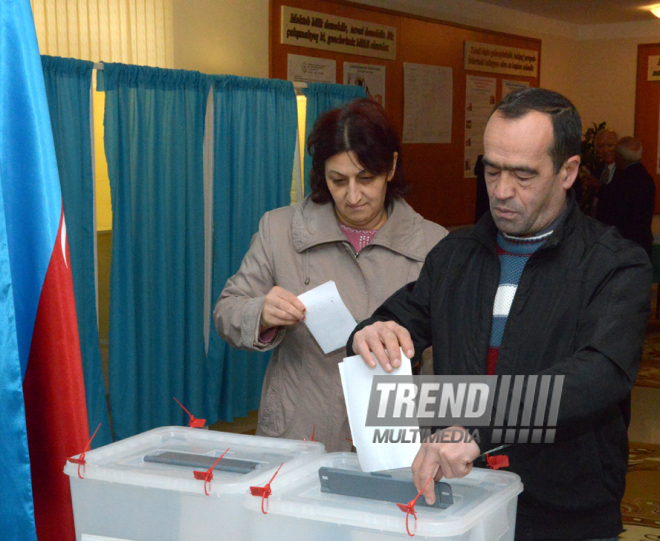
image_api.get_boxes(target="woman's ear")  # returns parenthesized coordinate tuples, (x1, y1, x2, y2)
(388, 152, 399, 182)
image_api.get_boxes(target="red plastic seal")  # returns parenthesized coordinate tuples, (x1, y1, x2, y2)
(67, 423, 102, 480)
(249, 462, 284, 514)
(173, 397, 206, 428)
(193, 448, 229, 496)
(303, 425, 316, 442)
(396, 475, 433, 537)
(486, 454, 509, 470)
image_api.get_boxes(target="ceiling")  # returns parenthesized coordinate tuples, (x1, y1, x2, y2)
(475, 0, 660, 25)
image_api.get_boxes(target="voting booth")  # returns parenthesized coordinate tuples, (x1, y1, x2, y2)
(64, 427, 325, 541)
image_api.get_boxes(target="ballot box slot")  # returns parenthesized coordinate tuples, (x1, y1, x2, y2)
(318, 466, 453, 509)
(144, 450, 260, 474)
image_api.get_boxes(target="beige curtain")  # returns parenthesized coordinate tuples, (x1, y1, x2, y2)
(30, 0, 173, 68)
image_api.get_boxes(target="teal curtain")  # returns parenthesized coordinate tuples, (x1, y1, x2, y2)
(102, 63, 211, 440)
(206, 76, 297, 422)
(41, 55, 112, 447)
(302, 83, 367, 195)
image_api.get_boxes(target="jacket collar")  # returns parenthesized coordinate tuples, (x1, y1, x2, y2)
(472, 189, 580, 252)
(291, 196, 429, 262)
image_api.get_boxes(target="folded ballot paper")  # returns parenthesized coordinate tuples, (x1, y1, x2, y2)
(339, 349, 421, 472)
(298, 281, 357, 354)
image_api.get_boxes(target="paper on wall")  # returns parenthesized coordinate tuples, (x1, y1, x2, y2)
(298, 281, 357, 354)
(339, 349, 420, 472)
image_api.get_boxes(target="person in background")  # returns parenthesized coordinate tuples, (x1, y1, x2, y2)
(473, 154, 490, 223)
(594, 129, 619, 183)
(589, 128, 619, 216)
(214, 98, 447, 452)
(595, 136, 655, 260)
(348, 88, 651, 540)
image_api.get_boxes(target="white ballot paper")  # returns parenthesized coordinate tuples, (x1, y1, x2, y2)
(339, 349, 421, 472)
(298, 281, 357, 354)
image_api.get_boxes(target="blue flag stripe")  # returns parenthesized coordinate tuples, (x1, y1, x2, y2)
(0, 0, 62, 377)
(0, 168, 37, 539)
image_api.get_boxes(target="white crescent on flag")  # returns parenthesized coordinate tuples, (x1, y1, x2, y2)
(61, 215, 68, 269)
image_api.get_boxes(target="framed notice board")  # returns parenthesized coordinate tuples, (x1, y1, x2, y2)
(635, 44, 660, 213)
(270, 0, 541, 226)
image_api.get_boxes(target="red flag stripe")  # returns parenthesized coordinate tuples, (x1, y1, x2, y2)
(23, 208, 89, 541)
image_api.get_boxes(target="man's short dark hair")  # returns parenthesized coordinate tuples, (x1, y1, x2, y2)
(492, 88, 582, 174)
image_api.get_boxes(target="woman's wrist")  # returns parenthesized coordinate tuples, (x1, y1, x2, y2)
(258, 326, 278, 344)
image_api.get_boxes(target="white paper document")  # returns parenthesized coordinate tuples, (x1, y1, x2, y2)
(339, 349, 420, 472)
(287, 53, 336, 84)
(402, 63, 453, 144)
(298, 281, 357, 354)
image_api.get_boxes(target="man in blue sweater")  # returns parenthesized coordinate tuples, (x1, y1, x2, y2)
(348, 88, 651, 541)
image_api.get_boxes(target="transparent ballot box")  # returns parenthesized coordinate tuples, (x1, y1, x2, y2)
(242, 452, 523, 541)
(64, 426, 325, 541)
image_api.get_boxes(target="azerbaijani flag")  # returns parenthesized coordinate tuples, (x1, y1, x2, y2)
(0, 1, 90, 540)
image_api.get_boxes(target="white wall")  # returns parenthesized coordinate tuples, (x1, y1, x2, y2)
(571, 38, 640, 136)
(173, 0, 269, 78)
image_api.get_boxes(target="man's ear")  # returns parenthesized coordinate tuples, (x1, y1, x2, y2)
(561, 155, 581, 190)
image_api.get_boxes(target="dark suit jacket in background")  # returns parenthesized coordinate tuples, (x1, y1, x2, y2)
(474, 155, 489, 223)
(595, 162, 656, 259)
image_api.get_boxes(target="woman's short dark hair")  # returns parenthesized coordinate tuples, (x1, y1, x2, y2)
(307, 98, 408, 205)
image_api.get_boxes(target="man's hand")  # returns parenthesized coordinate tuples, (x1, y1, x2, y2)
(411, 428, 480, 505)
(352, 321, 414, 372)
(259, 286, 306, 332)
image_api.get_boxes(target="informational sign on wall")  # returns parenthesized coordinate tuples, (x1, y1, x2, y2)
(464, 75, 496, 178)
(502, 79, 530, 98)
(648, 55, 660, 81)
(343, 63, 386, 106)
(281, 5, 397, 60)
(402, 63, 453, 144)
(464, 41, 538, 78)
(287, 54, 336, 83)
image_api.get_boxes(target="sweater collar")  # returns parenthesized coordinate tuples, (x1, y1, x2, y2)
(472, 189, 580, 253)
(291, 196, 429, 261)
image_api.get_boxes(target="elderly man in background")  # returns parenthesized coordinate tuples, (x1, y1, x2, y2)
(594, 129, 619, 185)
(595, 136, 655, 259)
(585, 128, 619, 216)
(576, 128, 617, 216)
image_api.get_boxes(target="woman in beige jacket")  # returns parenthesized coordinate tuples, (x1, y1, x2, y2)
(214, 99, 447, 452)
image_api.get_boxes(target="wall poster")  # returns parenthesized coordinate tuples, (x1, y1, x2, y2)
(464, 75, 496, 178)
(287, 53, 336, 83)
(343, 62, 386, 106)
(402, 63, 453, 144)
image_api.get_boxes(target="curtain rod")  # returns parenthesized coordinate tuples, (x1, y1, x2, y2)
(93, 63, 308, 89)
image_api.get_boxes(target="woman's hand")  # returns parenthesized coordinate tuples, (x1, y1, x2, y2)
(260, 286, 306, 332)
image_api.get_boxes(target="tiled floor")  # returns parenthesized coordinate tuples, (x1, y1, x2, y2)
(624, 309, 660, 537)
